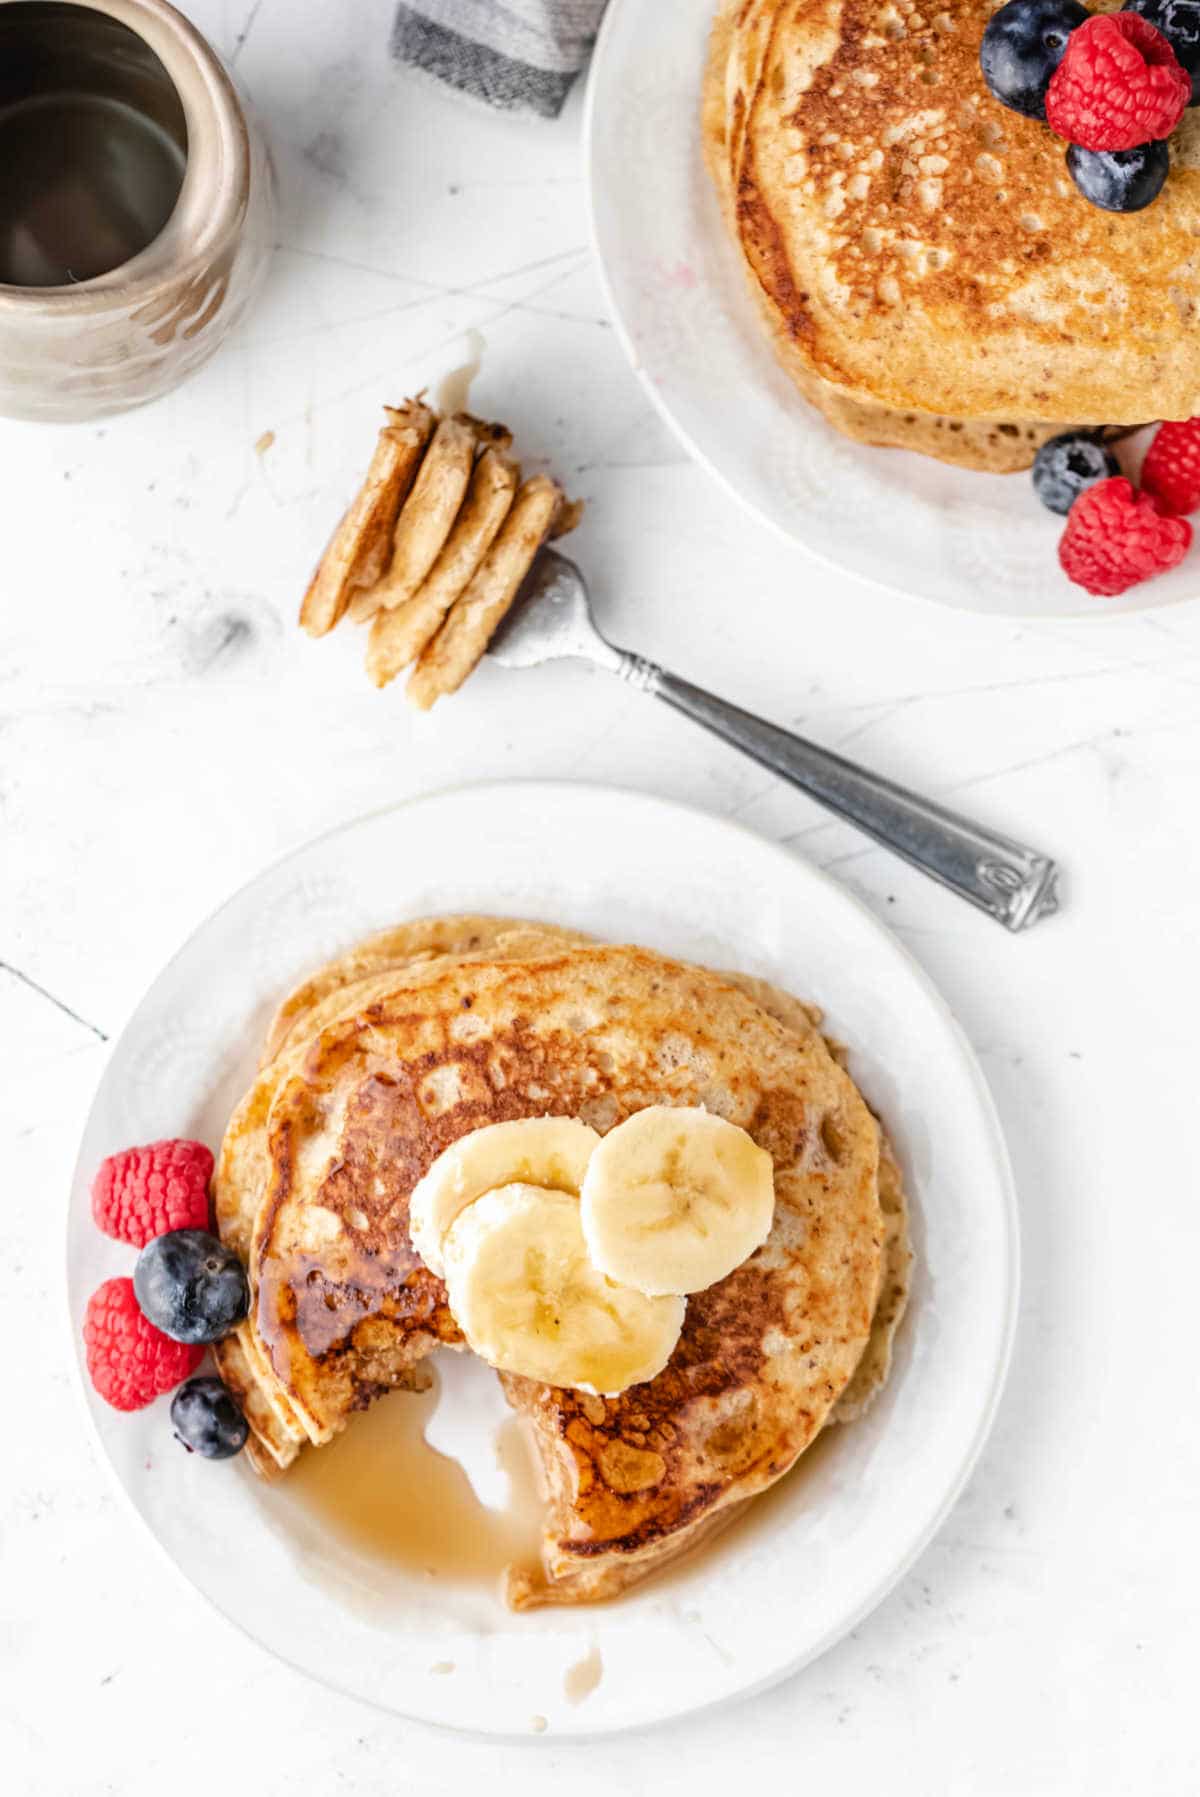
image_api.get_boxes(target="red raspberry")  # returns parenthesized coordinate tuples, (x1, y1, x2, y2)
(1046, 13, 1189, 151)
(1059, 477, 1191, 595)
(91, 1138, 213, 1247)
(1141, 418, 1200, 514)
(83, 1277, 203, 1411)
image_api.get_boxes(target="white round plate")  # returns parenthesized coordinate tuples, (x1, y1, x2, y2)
(584, 0, 1200, 619)
(68, 782, 1017, 1737)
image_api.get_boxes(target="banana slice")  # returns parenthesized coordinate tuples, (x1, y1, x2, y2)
(442, 1183, 685, 1395)
(581, 1105, 775, 1296)
(409, 1116, 600, 1277)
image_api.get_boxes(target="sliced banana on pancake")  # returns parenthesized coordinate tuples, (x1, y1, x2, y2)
(442, 1182, 684, 1395)
(408, 1115, 600, 1277)
(581, 1105, 775, 1297)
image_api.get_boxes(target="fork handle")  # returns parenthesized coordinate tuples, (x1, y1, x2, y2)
(615, 655, 1058, 932)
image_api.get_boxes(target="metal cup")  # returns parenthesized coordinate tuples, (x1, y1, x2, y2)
(0, 0, 274, 421)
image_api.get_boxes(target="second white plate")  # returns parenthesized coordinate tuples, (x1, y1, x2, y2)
(585, 0, 1197, 619)
(67, 782, 1017, 1735)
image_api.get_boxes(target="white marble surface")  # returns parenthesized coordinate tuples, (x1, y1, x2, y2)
(3, 0, 1200, 1790)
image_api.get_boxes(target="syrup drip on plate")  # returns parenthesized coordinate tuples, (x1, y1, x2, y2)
(282, 1363, 543, 1589)
(564, 1643, 604, 1704)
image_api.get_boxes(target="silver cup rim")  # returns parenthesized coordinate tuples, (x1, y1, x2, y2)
(0, 0, 252, 311)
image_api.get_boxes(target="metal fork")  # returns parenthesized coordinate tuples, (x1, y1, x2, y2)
(488, 550, 1059, 932)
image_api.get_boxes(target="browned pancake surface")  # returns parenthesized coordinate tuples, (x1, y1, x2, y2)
(719, 0, 1200, 423)
(214, 921, 913, 1605)
(248, 946, 885, 1603)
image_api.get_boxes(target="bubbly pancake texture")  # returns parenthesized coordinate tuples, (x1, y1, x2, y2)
(216, 924, 912, 1605)
(709, 0, 1200, 429)
(212, 918, 592, 1473)
(703, 0, 1099, 467)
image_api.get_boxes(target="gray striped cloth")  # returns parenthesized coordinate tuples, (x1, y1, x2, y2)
(392, 1, 608, 118)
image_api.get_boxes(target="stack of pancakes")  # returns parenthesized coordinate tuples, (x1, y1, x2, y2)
(299, 401, 580, 705)
(214, 917, 911, 1608)
(705, 0, 1200, 471)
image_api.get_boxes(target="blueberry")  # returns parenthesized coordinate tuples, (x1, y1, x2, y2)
(1066, 139, 1170, 213)
(134, 1228, 249, 1344)
(980, 0, 1088, 118)
(171, 1377, 249, 1459)
(1125, 0, 1200, 104)
(1032, 432, 1122, 514)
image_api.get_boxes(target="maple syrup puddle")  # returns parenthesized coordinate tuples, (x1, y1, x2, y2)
(564, 1643, 604, 1704)
(282, 1363, 544, 1590)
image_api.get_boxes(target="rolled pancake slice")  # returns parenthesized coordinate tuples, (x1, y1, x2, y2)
(348, 414, 477, 622)
(299, 399, 435, 637)
(366, 446, 518, 687)
(407, 474, 564, 710)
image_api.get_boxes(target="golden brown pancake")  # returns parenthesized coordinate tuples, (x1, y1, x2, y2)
(703, 0, 1089, 469)
(705, 0, 1184, 457)
(212, 919, 593, 1469)
(260, 915, 589, 1068)
(215, 924, 912, 1603)
(244, 947, 883, 1603)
